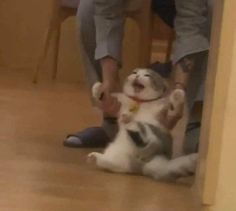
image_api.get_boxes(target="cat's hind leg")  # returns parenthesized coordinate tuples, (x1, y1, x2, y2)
(87, 152, 103, 163)
(88, 152, 133, 173)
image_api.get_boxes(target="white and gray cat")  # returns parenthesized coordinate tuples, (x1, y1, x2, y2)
(88, 68, 198, 181)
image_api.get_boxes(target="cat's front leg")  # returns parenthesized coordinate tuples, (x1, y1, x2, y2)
(168, 89, 185, 118)
(92, 82, 123, 102)
(92, 82, 123, 117)
(118, 96, 137, 124)
(162, 89, 185, 130)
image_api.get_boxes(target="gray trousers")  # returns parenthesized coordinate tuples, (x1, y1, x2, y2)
(173, 0, 212, 109)
(77, 0, 142, 88)
(77, 0, 212, 108)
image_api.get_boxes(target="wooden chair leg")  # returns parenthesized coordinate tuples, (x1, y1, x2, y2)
(33, 24, 54, 83)
(134, 1, 153, 67)
(165, 31, 175, 62)
(137, 18, 153, 67)
(51, 22, 61, 79)
(33, 0, 61, 83)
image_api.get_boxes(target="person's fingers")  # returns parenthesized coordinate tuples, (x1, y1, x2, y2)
(101, 96, 114, 109)
(107, 99, 120, 114)
(100, 94, 121, 117)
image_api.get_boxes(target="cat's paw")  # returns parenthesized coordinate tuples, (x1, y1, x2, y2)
(170, 89, 185, 106)
(168, 89, 185, 118)
(87, 152, 101, 163)
(92, 82, 103, 101)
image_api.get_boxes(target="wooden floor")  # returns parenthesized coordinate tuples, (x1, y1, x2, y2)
(0, 69, 198, 211)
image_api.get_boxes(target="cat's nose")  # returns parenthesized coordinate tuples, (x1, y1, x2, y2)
(134, 77, 139, 83)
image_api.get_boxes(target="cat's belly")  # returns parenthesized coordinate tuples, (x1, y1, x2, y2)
(134, 112, 161, 127)
(104, 129, 137, 157)
(133, 102, 164, 126)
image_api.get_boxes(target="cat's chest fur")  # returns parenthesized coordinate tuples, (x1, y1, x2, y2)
(118, 94, 166, 126)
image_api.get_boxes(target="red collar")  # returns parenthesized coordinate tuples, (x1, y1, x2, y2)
(126, 95, 162, 103)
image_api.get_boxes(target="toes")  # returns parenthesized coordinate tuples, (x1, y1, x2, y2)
(87, 152, 98, 163)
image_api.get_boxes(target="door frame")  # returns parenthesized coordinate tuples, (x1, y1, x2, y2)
(195, 0, 236, 210)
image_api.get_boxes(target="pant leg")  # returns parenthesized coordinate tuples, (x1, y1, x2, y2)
(77, 0, 128, 84)
(94, 0, 126, 64)
(93, 0, 142, 63)
(172, 0, 214, 154)
(77, 0, 142, 86)
(193, 0, 213, 105)
(173, 0, 211, 109)
(173, 0, 209, 64)
(77, 0, 125, 139)
(77, 0, 101, 88)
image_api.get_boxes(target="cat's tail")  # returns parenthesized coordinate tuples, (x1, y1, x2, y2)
(143, 153, 198, 181)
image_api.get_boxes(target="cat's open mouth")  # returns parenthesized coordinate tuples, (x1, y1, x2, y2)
(132, 80, 145, 92)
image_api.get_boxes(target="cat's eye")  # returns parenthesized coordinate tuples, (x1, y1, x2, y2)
(144, 74, 150, 77)
(132, 71, 137, 74)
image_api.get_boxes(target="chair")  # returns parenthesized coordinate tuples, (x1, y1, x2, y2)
(33, 0, 78, 83)
(33, 0, 173, 83)
(152, 14, 175, 62)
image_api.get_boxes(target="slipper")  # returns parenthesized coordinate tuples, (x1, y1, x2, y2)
(63, 127, 111, 148)
(186, 122, 201, 133)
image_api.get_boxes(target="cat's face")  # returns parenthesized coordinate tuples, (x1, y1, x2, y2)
(123, 68, 167, 100)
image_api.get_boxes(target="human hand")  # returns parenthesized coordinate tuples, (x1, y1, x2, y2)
(120, 113, 132, 124)
(98, 82, 121, 118)
(96, 57, 122, 117)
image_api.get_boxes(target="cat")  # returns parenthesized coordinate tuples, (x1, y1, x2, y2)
(88, 68, 198, 181)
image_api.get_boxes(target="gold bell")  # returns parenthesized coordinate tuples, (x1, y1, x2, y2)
(129, 102, 140, 113)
